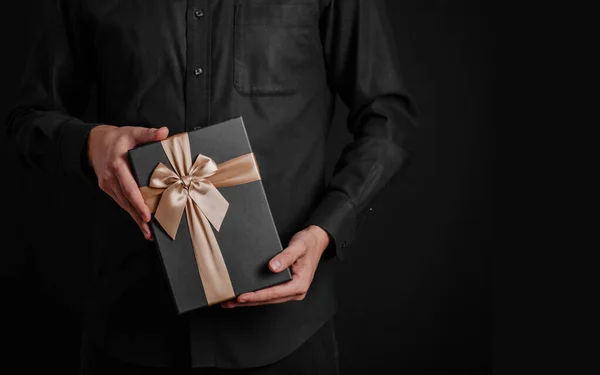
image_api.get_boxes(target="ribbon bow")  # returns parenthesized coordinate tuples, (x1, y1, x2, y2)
(139, 132, 262, 305)
(145, 153, 229, 240)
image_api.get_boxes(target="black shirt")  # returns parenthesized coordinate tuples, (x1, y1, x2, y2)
(6, 0, 417, 369)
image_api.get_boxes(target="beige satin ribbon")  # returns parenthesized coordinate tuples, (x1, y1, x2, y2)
(139, 132, 262, 305)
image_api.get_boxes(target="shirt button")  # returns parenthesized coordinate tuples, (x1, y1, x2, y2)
(341, 241, 347, 248)
(194, 9, 204, 18)
(194, 68, 203, 76)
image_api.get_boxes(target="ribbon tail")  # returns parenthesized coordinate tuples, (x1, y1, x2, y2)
(154, 183, 188, 239)
(188, 182, 229, 232)
(186, 198, 236, 305)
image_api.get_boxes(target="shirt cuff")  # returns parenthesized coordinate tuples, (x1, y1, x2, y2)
(302, 190, 365, 262)
(60, 120, 102, 186)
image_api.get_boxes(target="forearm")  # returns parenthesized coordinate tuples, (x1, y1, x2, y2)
(304, 0, 418, 261)
(6, 106, 100, 181)
(305, 96, 416, 260)
(5, 0, 99, 184)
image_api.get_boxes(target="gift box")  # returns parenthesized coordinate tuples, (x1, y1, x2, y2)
(128, 117, 292, 314)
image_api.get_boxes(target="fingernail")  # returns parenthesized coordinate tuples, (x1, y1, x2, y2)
(238, 293, 251, 303)
(270, 259, 281, 271)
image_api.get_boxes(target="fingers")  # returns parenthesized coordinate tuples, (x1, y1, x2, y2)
(221, 295, 303, 308)
(115, 126, 165, 236)
(114, 163, 151, 222)
(225, 237, 313, 307)
(235, 272, 310, 305)
(111, 181, 153, 240)
(94, 125, 167, 241)
(221, 276, 309, 308)
(220, 231, 324, 308)
(129, 126, 169, 145)
(268, 240, 307, 273)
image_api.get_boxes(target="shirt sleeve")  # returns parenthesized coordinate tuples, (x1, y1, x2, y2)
(5, 0, 101, 187)
(304, 0, 419, 261)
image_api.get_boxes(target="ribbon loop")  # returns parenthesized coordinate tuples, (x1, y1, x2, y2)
(148, 158, 230, 238)
(154, 181, 188, 239)
(148, 162, 181, 189)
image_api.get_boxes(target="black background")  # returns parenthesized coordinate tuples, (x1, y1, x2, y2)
(0, 1, 496, 373)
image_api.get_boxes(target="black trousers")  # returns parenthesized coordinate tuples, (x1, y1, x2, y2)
(80, 319, 339, 375)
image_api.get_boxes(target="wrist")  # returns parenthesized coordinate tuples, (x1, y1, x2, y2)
(87, 124, 114, 166)
(306, 225, 330, 254)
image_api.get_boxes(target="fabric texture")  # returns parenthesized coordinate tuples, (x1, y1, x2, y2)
(6, 0, 417, 369)
(80, 318, 339, 375)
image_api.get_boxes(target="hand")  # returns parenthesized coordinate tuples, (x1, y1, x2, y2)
(221, 225, 330, 308)
(87, 125, 170, 240)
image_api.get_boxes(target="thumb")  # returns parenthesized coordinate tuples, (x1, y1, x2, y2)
(269, 240, 306, 273)
(130, 126, 169, 145)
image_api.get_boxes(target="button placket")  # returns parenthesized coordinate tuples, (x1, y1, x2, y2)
(185, 0, 210, 132)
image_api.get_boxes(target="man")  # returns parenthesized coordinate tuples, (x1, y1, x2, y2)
(6, 0, 417, 373)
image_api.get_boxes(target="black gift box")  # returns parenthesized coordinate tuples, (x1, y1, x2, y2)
(128, 117, 291, 314)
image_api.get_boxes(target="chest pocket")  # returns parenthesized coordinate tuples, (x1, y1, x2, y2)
(233, 4, 319, 96)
